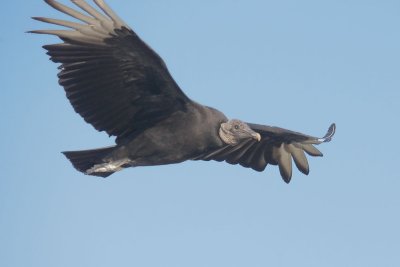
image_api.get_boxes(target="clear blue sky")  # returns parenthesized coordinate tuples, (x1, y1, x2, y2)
(1, 0, 399, 266)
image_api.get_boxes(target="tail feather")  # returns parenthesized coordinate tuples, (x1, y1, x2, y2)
(62, 146, 116, 178)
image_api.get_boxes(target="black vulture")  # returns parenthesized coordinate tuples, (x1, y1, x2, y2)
(30, 0, 335, 183)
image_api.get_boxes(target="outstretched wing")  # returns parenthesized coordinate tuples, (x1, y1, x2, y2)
(30, 0, 192, 140)
(195, 123, 336, 183)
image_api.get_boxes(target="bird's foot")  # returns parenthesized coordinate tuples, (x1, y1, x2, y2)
(86, 159, 131, 175)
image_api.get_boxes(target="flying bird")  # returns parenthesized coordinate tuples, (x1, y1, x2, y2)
(30, 0, 335, 183)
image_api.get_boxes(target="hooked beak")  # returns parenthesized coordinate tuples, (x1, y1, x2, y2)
(251, 132, 261, 142)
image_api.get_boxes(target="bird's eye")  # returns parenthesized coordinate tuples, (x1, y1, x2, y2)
(234, 125, 240, 130)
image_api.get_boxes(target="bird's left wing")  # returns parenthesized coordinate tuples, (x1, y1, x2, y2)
(29, 0, 192, 141)
(194, 123, 335, 183)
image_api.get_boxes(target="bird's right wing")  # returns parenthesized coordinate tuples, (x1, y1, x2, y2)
(30, 0, 193, 140)
(195, 123, 335, 183)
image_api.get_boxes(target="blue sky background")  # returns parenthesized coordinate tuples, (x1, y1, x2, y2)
(1, 0, 399, 266)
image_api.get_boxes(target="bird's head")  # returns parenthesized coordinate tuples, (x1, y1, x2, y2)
(219, 119, 261, 145)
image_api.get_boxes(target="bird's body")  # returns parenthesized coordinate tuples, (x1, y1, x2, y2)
(65, 102, 227, 177)
(31, 0, 335, 183)
(124, 104, 227, 164)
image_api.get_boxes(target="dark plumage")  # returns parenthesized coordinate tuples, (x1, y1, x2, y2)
(30, 0, 335, 183)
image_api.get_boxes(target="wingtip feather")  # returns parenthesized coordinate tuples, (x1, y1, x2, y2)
(319, 123, 336, 143)
(94, 0, 128, 29)
(277, 144, 292, 183)
(281, 172, 292, 184)
(286, 144, 310, 175)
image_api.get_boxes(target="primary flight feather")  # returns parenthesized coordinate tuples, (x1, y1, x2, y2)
(30, 0, 335, 183)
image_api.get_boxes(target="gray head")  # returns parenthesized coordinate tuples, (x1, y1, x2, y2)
(219, 119, 261, 145)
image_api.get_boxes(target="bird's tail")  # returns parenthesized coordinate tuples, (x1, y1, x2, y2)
(62, 146, 117, 178)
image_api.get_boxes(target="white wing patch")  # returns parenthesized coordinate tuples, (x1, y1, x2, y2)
(29, 0, 131, 44)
